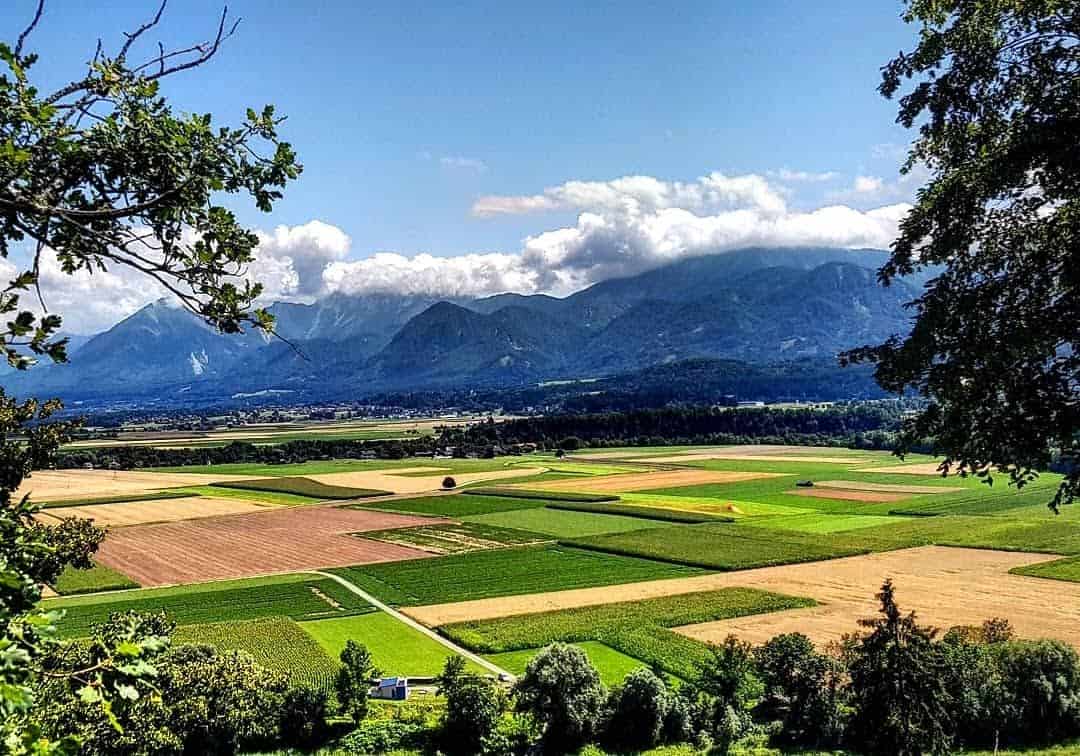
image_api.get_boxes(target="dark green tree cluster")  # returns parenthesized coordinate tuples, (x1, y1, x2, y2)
(844, 0, 1080, 510)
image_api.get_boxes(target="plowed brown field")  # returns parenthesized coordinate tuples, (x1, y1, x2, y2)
(95, 505, 442, 586)
(404, 547, 1080, 648)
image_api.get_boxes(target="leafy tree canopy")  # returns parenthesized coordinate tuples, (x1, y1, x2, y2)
(844, 0, 1080, 510)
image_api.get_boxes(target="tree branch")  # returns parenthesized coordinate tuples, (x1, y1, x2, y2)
(14, 0, 45, 58)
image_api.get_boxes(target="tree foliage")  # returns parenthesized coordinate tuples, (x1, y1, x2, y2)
(336, 640, 376, 725)
(846, 579, 953, 755)
(843, 0, 1080, 509)
(513, 643, 606, 754)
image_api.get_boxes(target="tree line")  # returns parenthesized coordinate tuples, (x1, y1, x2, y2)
(31, 581, 1080, 755)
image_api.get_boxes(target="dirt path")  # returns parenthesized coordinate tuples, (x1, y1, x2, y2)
(403, 547, 1080, 648)
(306, 570, 513, 679)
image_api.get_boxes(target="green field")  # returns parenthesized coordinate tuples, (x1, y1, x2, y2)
(47, 574, 374, 637)
(148, 457, 521, 476)
(487, 641, 648, 686)
(359, 521, 549, 554)
(168, 484, 318, 506)
(745, 512, 914, 534)
(38, 491, 194, 509)
(51, 563, 139, 595)
(545, 499, 734, 523)
(1011, 556, 1080, 582)
(352, 493, 546, 517)
(176, 616, 338, 691)
(568, 522, 880, 570)
(463, 506, 669, 538)
(465, 487, 618, 502)
(210, 476, 389, 499)
(300, 612, 485, 677)
(331, 546, 705, 606)
(444, 587, 813, 680)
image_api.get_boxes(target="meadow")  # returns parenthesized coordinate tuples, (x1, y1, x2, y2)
(49, 573, 374, 636)
(331, 545, 705, 606)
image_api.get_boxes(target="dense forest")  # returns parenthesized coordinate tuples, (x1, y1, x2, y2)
(57, 404, 906, 470)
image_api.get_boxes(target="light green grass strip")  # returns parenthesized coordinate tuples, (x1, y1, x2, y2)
(300, 612, 486, 677)
(463, 507, 664, 538)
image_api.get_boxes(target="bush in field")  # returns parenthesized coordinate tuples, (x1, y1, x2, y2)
(997, 640, 1080, 745)
(336, 640, 376, 725)
(604, 667, 671, 751)
(514, 643, 606, 753)
(337, 719, 427, 754)
(754, 632, 847, 749)
(558, 436, 583, 451)
(442, 476, 457, 489)
(846, 580, 953, 756)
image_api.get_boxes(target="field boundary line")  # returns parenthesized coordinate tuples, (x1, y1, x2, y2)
(303, 569, 513, 680)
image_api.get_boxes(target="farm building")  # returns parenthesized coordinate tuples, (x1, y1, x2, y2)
(372, 677, 409, 700)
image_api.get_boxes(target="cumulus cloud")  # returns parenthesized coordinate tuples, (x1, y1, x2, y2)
(253, 220, 350, 298)
(853, 175, 885, 194)
(327, 171, 910, 299)
(472, 172, 789, 218)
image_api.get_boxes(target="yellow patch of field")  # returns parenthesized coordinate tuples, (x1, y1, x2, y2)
(522, 469, 786, 494)
(16, 470, 258, 502)
(789, 488, 910, 503)
(308, 467, 548, 495)
(34, 496, 268, 527)
(855, 462, 959, 475)
(403, 547, 1080, 649)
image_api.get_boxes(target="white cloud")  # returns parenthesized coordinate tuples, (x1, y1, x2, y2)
(327, 170, 910, 299)
(769, 168, 840, 183)
(853, 175, 885, 194)
(472, 171, 789, 218)
(253, 220, 350, 297)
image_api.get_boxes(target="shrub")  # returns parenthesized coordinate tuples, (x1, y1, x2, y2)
(514, 643, 606, 753)
(336, 719, 427, 754)
(559, 436, 583, 451)
(605, 667, 670, 750)
(442, 476, 457, 489)
(998, 640, 1080, 744)
(279, 686, 330, 749)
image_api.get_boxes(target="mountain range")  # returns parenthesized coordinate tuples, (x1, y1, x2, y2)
(1, 247, 921, 406)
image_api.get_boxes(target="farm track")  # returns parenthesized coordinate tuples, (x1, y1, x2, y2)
(402, 547, 1080, 648)
(305, 570, 513, 679)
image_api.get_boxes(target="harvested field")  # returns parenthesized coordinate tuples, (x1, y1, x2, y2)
(403, 547, 1079, 648)
(648, 453, 865, 464)
(359, 522, 549, 554)
(308, 466, 547, 495)
(15, 469, 257, 502)
(789, 488, 910, 503)
(526, 469, 784, 494)
(35, 496, 267, 527)
(816, 480, 965, 494)
(855, 462, 953, 475)
(94, 505, 442, 586)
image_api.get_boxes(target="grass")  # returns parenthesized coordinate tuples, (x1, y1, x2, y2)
(544, 500, 734, 524)
(176, 616, 338, 691)
(358, 521, 549, 554)
(1011, 556, 1080, 582)
(47, 573, 374, 637)
(462, 507, 671, 538)
(169, 484, 318, 507)
(487, 641, 648, 686)
(300, 612, 486, 677)
(465, 487, 618, 502)
(331, 545, 705, 606)
(444, 587, 814, 680)
(621, 492, 814, 519)
(51, 563, 139, 595)
(210, 476, 389, 499)
(37, 491, 196, 509)
(352, 493, 546, 517)
(567, 522, 880, 571)
(744, 512, 914, 534)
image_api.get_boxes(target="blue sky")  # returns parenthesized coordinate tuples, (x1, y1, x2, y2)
(4, 0, 923, 332)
